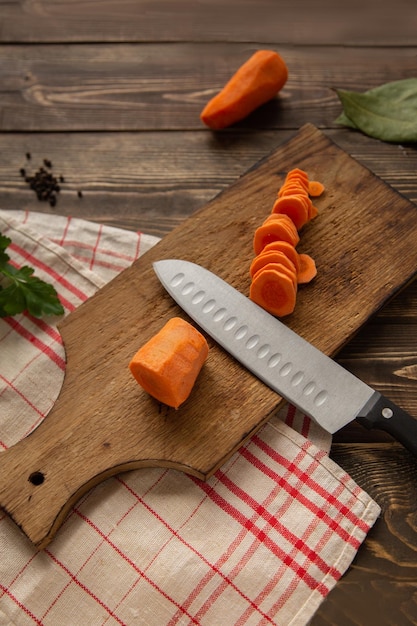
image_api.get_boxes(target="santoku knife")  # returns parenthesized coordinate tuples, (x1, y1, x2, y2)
(154, 259, 417, 456)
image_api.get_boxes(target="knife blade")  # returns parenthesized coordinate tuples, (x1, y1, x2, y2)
(153, 259, 417, 456)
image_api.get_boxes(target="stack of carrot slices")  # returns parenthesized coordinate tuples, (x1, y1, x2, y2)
(249, 168, 324, 317)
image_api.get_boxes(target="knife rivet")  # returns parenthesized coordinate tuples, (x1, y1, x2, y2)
(382, 407, 393, 419)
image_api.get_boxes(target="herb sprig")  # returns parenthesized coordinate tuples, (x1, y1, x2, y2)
(0, 233, 64, 318)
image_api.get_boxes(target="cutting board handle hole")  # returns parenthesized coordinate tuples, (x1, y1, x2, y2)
(28, 471, 45, 486)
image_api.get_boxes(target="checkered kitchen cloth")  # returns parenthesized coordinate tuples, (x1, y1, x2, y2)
(0, 210, 380, 626)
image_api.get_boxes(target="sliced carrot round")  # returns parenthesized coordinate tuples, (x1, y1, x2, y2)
(307, 203, 319, 220)
(261, 240, 301, 272)
(262, 213, 303, 236)
(263, 213, 295, 224)
(252, 261, 298, 290)
(250, 250, 297, 278)
(278, 183, 308, 197)
(271, 194, 310, 230)
(254, 215, 300, 254)
(285, 168, 309, 187)
(297, 253, 317, 284)
(308, 180, 325, 197)
(250, 267, 297, 317)
(286, 167, 309, 179)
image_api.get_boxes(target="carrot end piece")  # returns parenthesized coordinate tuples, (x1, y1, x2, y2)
(129, 317, 209, 409)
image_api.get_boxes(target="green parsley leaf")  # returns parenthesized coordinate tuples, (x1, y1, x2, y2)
(0, 232, 65, 318)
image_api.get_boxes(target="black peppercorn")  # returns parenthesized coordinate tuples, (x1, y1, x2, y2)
(20, 155, 83, 208)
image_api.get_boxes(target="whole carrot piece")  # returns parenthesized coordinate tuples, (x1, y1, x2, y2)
(200, 50, 288, 130)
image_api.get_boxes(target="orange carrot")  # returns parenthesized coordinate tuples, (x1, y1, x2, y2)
(250, 267, 297, 317)
(285, 168, 309, 183)
(308, 180, 325, 197)
(252, 261, 298, 290)
(250, 250, 297, 279)
(129, 317, 209, 409)
(263, 213, 295, 224)
(200, 50, 288, 130)
(278, 183, 307, 197)
(271, 194, 310, 230)
(261, 240, 301, 272)
(297, 254, 317, 284)
(249, 167, 323, 317)
(274, 168, 321, 229)
(253, 214, 300, 254)
(283, 169, 309, 190)
(307, 203, 319, 220)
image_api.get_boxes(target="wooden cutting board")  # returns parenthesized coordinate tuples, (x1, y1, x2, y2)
(2, 123, 417, 550)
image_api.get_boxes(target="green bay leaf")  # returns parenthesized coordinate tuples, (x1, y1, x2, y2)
(335, 110, 357, 129)
(334, 78, 417, 143)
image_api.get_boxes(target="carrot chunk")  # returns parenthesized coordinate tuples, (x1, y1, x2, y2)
(129, 317, 209, 409)
(200, 50, 288, 130)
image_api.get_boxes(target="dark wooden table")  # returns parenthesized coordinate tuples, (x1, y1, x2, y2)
(1, 1, 417, 623)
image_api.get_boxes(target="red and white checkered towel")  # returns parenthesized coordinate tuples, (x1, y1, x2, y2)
(0, 210, 380, 626)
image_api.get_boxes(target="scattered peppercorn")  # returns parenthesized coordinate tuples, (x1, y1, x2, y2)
(20, 155, 83, 207)
(23, 166, 61, 207)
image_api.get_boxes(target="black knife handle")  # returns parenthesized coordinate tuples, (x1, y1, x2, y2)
(356, 391, 417, 458)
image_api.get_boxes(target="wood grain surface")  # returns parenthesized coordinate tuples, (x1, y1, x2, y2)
(1, 0, 417, 45)
(1, 1, 417, 622)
